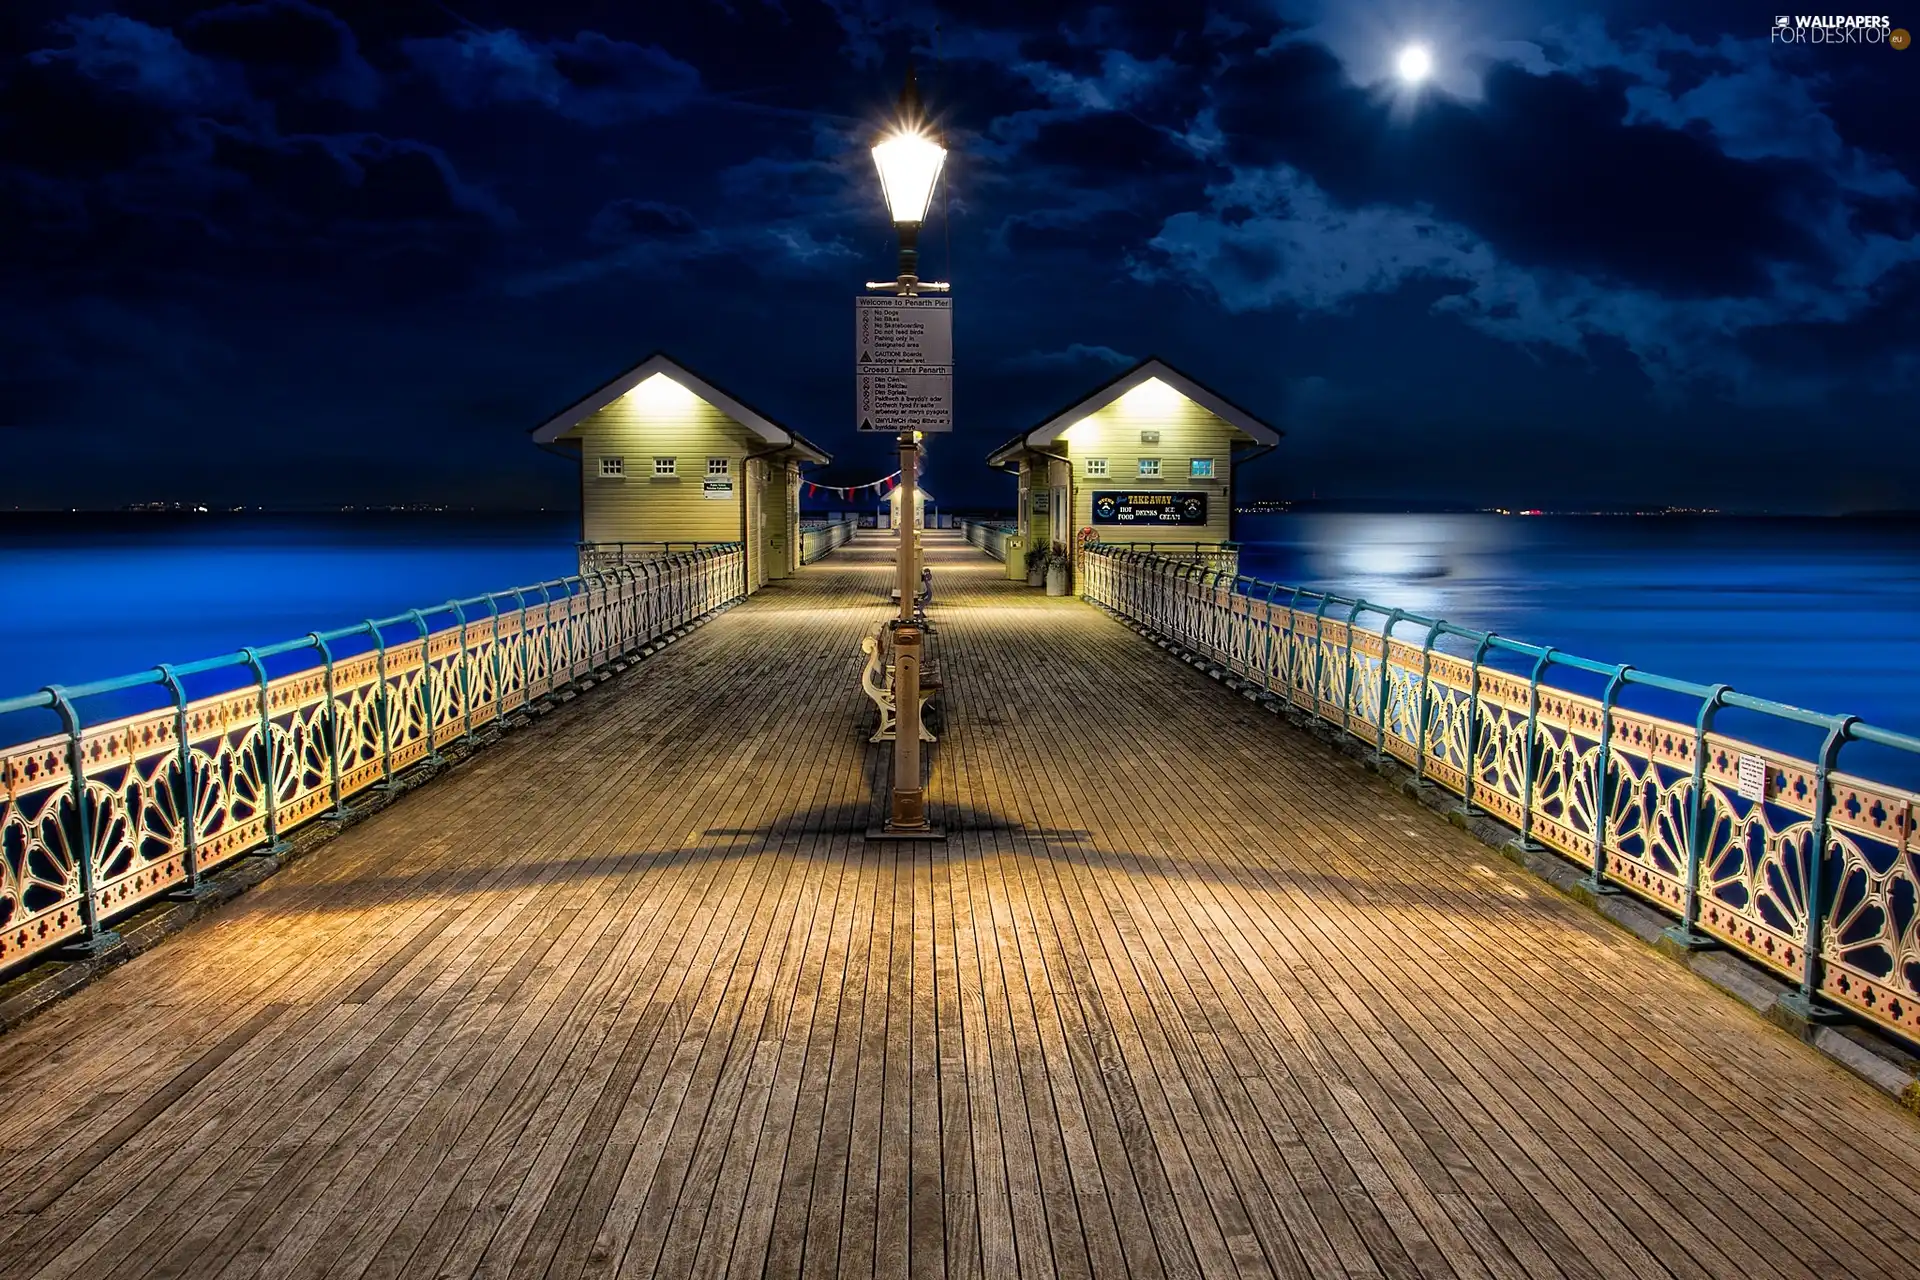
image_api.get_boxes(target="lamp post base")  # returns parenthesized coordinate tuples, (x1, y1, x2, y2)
(867, 821, 947, 842)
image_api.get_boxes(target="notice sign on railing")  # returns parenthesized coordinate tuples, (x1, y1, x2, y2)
(1091, 491, 1208, 526)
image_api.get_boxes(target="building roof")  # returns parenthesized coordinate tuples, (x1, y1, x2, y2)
(986, 355, 1281, 468)
(530, 351, 830, 465)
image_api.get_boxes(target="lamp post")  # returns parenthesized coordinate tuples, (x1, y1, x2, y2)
(869, 69, 946, 836)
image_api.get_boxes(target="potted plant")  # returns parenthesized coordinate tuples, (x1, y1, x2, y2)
(1026, 544, 1048, 587)
(1044, 542, 1072, 597)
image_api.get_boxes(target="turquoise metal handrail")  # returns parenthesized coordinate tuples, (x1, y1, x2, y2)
(799, 517, 858, 565)
(955, 518, 1017, 562)
(1081, 542, 1920, 1041)
(0, 543, 747, 971)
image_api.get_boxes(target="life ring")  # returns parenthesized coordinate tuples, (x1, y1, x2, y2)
(1079, 526, 1098, 544)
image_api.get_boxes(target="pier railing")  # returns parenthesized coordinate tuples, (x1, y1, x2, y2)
(0, 544, 746, 972)
(799, 518, 858, 565)
(956, 519, 1017, 562)
(1082, 543, 1920, 1042)
(1091, 541, 1240, 574)
(579, 540, 735, 572)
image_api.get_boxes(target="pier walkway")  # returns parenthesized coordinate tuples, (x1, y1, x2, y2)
(1, 534, 1917, 1279)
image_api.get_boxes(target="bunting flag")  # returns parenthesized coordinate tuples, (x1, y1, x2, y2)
(804, 470, 905, 500)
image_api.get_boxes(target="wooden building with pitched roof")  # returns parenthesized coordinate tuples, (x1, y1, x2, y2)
(531, 353, 831, 592)
(985, 356, 1281, 577)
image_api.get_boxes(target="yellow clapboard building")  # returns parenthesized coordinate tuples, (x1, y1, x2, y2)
(531, 353, 831, 591)
(986, 357, 1281, 578)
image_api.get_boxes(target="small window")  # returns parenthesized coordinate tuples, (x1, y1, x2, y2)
(653, 457, 677, 477)
(598, 455, 624, 479)
(1084, 457, 1109, 478)
(1138, 458, 1161, 478)
(1189, 458, 1215, 479)
(707, 457, 730, 477)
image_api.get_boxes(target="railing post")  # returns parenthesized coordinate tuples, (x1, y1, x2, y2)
(1311, 596, 1333, 723)
(1260, 583, 1283, 695)
(1455, 634, 1495, 815)
(479, 595, 502, 728)
(154, 664, 212, 896)
(1342, 600, 1367, 738)
(638, 564, 658, 643)
(562, 580, 582, 678)
(45, 686, 119, 954)
(615, 566, 637, 651)
(1511, 649, 1555, 853)
(448, 601, 474, 744)
(1779, 717, 1856, 1023)
(1374, 609, 1405, 761)
(405, 610, 441, 764)
(1281, 587, 1304, 706)
(556, 579, 576, 679)
(511, 590, 532, 710)
(1576, 665, 1631, 896)
(239, 647, 290, 853)
(1412, 622, 1442, 787)
(302, 636, 348, 822)
(584, 569, 607, 664)
(1196, 567, 1218, 656)
(367, 620, 396, 790)
(1662, 683, 1730, 951)
(536, 583, 556, 695)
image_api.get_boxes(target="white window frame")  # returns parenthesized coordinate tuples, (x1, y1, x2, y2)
(653, 456, 677, 477)
(1189, 457, 1215, 479)
(1084, 457, 1109, 478)
(1138, 457, 1162, 478)
(598, 455, 625, 479)
(707, 457, 730, 477)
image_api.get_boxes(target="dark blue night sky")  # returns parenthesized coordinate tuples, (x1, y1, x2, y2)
(2, 2, 1914, 511)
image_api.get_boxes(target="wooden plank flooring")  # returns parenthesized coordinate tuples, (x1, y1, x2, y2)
(1, 533, 1918, 1279)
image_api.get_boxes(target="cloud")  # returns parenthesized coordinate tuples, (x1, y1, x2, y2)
(1020, 111, 1202, 182)
(588, 198, 700, 245)
(26, 13, 247, 114)
(1003, 343, 1137, 371)
(179, 0, 381, 110)
(403, 28, 701, 124)
(207, 128, 512, 229)
(1144, 162, 1920, 396)
(1126, 19, 1920, 397)
(2, 11, 513, 298)
(1210, 40, 1823, 297)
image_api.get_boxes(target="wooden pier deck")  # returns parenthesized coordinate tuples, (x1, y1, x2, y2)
(2, 533, 1918, 1280)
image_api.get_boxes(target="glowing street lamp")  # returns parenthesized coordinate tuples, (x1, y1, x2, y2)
(870, 75, 947, 288)
(868, 68, 947, 838)
(872, 130, 945, 222)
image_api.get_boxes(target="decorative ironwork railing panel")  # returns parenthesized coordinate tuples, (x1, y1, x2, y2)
(1081, 543, 1920, 1042)
(0, 545, 746, 974)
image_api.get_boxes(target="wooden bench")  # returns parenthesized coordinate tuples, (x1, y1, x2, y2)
(860, 623, 940, 743)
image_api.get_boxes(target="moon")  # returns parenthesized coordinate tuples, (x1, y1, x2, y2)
(1396, 45, 1432, 84)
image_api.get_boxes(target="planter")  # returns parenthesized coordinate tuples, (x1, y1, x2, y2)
(1027, 561, 1046, 588)
(1045, 564, 1069, 596)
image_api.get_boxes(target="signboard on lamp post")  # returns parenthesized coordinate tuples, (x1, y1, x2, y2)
(857, 296, 952, 432)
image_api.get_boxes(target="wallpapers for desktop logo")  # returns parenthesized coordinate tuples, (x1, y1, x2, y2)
(1770, 14, 1910, 45)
